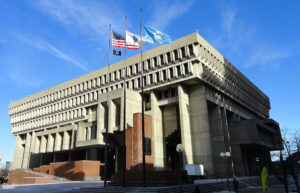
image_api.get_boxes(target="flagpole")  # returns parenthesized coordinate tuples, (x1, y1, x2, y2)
(104, 24, 111, 188)
(122, 16, 127, 187)
(140, 8, 146, 187)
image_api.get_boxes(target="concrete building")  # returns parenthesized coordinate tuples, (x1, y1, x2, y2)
(8, 32, 282, 179)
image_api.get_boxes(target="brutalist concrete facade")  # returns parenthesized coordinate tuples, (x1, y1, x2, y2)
(8, 32, 282, 178)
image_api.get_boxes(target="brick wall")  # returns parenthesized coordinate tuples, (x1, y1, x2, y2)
(33, 160, 104, 181)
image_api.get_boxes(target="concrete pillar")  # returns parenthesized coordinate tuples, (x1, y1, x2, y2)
(109, 99, 116, 132)
(98, 103, 105, 132)
(12, 135, 25, 169)
(54, 132, 62, 151)
(178, 85, 194, 165)
(40, 135, 47, 153)
(47, 134, 54, 152)
(208, 105, 227, 176)
(189, 84, 214, 175)
(178, 84, 214, 176)
(22, 132, 32, 168)
(70, 129, 75, 149)
(86, 126, 91, 140)
(29, 132, 36, 153)
(151, 92, 165, 170)
(62, 131, 70, 150)
(34, 136, 41, 153)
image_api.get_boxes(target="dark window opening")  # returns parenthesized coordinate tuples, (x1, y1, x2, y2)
(157, 91, 162, 100)
(156, 72, 160, 82)
(174, 50, 179, 60)
(164, 90, 169, 98)
(154, 57, 157, 67)
(169, 68, 174, 78)
(150, 74, 153, 84)
(147, 59, 151, 69)
(184, 63, 189, 74)
(189, 44, 194, 55)
(160, 55, 164, 64)
(167, 52, 171, 63)
(163, 70, 167, 80)
(177, 66, 181, 76)
(181, 47, 186, 58)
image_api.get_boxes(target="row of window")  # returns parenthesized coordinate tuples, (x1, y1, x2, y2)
(9, 44, 195, 116)
(12, 107, 87, 132)
(11, 61, 194, 125)
(198, 45, 269, 109)
(202, 64, 268, 117)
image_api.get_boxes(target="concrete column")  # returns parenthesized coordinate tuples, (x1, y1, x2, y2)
(151, 92, 165, 170)
(29, 131, 36, 167)
(208, 105, 227, 176)
(40, 135, 47, 153)
(12, 135, 25, 169)
(189, 84, 214, 175)
(87, 126, 91, 140)
(109, 99, 116, 132)
(70, 129, 75, 149)
(47, 134, 54, 152)
(34, 136, 41, 153)
(178, 85, 194, 165)
(54, 132, 62, 151)
(178, 84, 214, 176)
(62, 131, 70, 150)
(98, 103, 105, 132)
(22, 132, 32, 168)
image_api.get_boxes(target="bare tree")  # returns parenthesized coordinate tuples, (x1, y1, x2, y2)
(270, 129, 300, 193)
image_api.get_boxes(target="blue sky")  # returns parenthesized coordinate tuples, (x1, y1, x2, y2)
(0, 0, 300, 165)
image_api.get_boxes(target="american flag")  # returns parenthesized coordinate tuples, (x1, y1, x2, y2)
(112, 31, 139, 49)
(112, 31, 126, 48)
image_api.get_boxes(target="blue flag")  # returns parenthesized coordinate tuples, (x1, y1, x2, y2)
(144, 27, 171, 44)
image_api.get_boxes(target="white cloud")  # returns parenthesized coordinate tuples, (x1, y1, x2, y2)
(147, 0, 194, 30)
(32, 0, 125, 40)
(220, 6, 236, 33)
(202, 2, 294, 69)
(246, 48, 291, 69)
(17, 36, 89, 71)
(10, 70, 44, 88)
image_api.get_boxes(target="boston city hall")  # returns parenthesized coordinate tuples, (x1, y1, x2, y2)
(8, 32, 282, 181)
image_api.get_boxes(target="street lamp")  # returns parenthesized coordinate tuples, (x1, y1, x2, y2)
(255, 157, 260, 176)
(220, 151, 231, 191)
(176, 144, 183, 193)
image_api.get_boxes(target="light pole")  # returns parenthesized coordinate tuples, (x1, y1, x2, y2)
(255, 157, 260, 176)
(176, 144, 183, 193)
(220, 151, 231, 191)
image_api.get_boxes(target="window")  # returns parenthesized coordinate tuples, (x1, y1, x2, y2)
(149, 74, 153, 84)
(177, 65, 181, 76)
(188, 44, 194, 55)
(174, 50, 178, 60)
(184, 63, 189, 74)
(160, 55, 164, 64)
(169, 68, 173, 78)
(154, 57, 157, 67)
(156, 72, 160, 82)
(167, 52, 171, 63)
(181, 47, 186, 58)
(162, 70, 166, 80)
